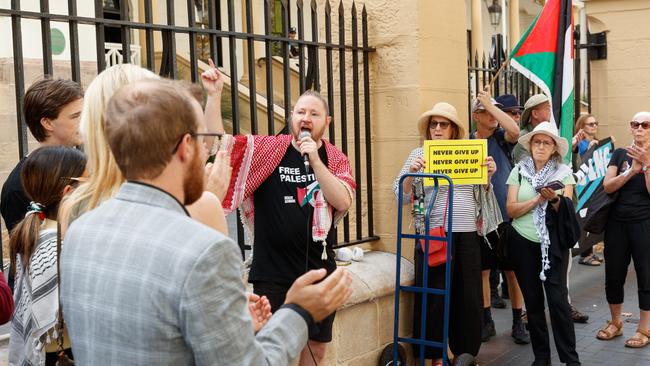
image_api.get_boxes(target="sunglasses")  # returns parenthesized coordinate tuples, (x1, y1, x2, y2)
(505, 110, 522, 116)
(428, 120, 451, 130)
(171, 132, 223, 154)
(585, 122, 598, 127)
(630, 121, 650, 130)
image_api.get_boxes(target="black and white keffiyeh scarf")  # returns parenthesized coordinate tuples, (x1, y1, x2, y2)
(9, 228, 60, 366)
(517, 156, 571, 281)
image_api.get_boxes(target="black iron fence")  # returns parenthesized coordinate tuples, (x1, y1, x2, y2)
(0, 0, 378, 258)
(467, 34, 542, 124)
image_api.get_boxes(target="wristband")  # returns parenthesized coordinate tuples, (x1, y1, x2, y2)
(280, 303, 314, 327)
(643, 165, 650, 173)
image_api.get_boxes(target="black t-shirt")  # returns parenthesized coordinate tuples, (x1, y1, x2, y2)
(249, 144, 336, 285)
(1, 158, 29, 232)
(608, 148, 650, 221)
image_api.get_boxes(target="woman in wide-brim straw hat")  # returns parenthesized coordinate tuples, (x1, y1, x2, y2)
(506, 121, 581, 365)
(392, 102, 496, 365)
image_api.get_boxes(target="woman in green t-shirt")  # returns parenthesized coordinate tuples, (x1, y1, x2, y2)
(506, 122, 580, 366)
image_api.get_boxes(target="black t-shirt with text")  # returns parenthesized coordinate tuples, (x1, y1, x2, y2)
(608, 148, 650, 221)
(249, 144, 336, 285)
(1, 158, 29, 232)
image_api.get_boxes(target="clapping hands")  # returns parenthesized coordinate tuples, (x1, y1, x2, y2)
(247, 293, 272, 333)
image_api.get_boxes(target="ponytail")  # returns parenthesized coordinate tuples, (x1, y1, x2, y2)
(9, 207, 44, 278)
(9, 146, 86, 277)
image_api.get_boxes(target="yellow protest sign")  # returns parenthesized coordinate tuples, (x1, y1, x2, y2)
(423, 139, 488, 185)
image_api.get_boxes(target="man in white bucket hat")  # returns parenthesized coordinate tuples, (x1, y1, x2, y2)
(513, 94, 552, 162)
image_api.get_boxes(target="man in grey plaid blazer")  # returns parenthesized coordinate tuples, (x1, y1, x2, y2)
(60, 79, 352, 365)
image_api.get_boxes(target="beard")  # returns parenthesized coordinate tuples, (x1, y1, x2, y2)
(182, 146, 205, 206)
(292, 123, 326, 142)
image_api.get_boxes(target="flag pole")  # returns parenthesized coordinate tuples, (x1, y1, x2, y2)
(485, 57, 510, 91)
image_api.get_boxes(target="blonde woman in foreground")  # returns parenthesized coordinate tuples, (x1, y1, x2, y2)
(60, 61, 230, 235)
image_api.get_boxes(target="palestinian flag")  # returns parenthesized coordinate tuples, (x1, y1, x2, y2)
(510, 0, 574, 161)
(297, 181, 320, 207)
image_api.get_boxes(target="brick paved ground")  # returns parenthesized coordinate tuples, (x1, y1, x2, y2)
(477, 257, 650, 365)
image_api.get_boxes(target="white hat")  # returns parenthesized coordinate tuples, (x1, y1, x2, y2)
(417, 102, 466, 139)
(471, 97, 503, 113)
(521, 94, 550, 127)
(518, 121, 569, 157)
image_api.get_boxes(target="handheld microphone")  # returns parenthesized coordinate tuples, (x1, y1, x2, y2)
(299, 130, 311, 173)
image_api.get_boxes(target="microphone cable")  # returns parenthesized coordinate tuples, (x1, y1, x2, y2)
(303, 162, 319, 366)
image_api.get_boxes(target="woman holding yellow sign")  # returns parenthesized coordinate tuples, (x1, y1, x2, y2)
(506, 122, 580, 366)
(393, 102, 496, 365)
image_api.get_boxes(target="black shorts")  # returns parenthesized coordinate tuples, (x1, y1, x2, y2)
(253, 281, 335, 343)
(481, 222, 514, 271)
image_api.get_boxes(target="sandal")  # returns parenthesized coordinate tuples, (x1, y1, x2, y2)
(625, 328, 650, 348)
(579, 254, 601, 266)
(597, 319, 623, 340)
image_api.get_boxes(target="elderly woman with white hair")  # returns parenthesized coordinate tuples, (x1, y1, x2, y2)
(506, 122, 580, 366)
(596, 111, 650, 348)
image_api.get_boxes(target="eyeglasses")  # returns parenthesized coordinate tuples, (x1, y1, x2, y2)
(585, 122, 598, 127)
(630, 121, 650, 130)
(428, 120, 451, 130)
(531, 140, 555, 148)
(171, 132, 223, 154)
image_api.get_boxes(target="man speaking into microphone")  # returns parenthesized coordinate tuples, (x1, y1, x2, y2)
(221, 90, 355, 365)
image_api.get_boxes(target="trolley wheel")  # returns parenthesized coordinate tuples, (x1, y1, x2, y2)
(452, 353, 476, 366)
(377, 342, 406, 366)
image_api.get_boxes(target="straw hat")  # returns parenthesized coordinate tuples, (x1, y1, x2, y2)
(518, 121, 569, 157)
(417, 102, 466, 139)
(521, 94, 550, 127)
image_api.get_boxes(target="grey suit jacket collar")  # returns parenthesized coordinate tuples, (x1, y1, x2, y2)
(117, 181, 190, 217)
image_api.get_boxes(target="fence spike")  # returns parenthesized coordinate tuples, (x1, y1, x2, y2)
(311, 0, 317, 11)
(325, 0, 331, 14)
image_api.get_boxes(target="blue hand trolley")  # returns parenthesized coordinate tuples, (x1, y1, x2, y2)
(391, 173, 475, 366)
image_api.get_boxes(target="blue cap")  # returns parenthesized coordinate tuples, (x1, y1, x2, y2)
(495, 94, 523, 112)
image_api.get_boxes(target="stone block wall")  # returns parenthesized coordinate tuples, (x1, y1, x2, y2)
(321, 251, 415, 366)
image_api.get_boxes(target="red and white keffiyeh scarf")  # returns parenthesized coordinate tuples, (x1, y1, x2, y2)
(222, 134, 355, 251)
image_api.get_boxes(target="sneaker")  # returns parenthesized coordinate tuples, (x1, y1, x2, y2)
(570, 304, 589, 323)
(491, 293, 507, 309)
(512, 321, 531, 344)
(481, 319, 496, 342)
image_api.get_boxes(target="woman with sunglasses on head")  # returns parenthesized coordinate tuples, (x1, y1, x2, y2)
(572, 114, 605, 266)
(597, 112, 650, 349)
(506, 122, 581, 366)
(393, 102, 497, 366)
(572, 114, 600, 157)
(8, 146, 87, 366)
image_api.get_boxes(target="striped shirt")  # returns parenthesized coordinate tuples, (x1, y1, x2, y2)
(393, 147, 477, 233)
